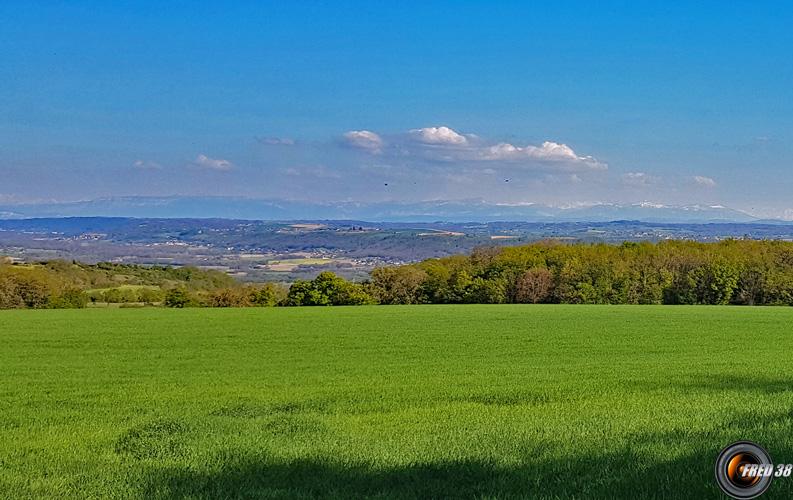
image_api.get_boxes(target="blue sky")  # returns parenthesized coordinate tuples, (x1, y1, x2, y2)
(2, 1, 793, 217)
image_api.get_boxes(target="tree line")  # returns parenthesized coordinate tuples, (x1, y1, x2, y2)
(366, 239, 793, 306)
(0, 259, 238, 309)
(5, 239, 793, 309)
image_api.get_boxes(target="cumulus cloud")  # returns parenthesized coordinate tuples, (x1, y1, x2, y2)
(398, 126, 605, 171)
(622, 172, 660, 187)
(343, 130, 383, 153)
(409, 126, 468, 146)
(195, 154, 233, 171)
(335, 124, 606, 197)
(693, 175, 716, 187)
(481, 141, 604, 168)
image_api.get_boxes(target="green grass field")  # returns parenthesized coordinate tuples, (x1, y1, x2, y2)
(2, 306, 793, 498)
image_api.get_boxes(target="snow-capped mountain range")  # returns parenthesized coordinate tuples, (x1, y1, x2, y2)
(0, 197, 766, 223)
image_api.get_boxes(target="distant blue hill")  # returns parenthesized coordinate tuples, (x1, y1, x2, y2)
(0, 196, 761, 223)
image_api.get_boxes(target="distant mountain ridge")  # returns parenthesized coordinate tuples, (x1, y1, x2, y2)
(0, 196, 759, 223)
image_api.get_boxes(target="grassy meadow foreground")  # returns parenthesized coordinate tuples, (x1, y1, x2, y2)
(2, 306, 793, 498)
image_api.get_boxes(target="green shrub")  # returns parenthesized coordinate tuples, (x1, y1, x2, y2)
(164, 288, 193, 308)
(48, 288, 89, 309)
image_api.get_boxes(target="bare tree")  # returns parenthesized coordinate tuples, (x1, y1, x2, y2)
(516, 268, 553, 303)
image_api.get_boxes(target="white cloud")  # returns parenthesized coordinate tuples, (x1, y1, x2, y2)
(195, 154, 233, 171)
(133, 159, 162, 170)
(481, 141, 604, 168)
(622, 172, 659, 187)
(403, 127, 604, 170)
(343, 130, 383, 153)
(340, 126, 606, 172)
(258, 137, 295, 146)
(693, 175, 716, 187)
(409, 126, 468, 146)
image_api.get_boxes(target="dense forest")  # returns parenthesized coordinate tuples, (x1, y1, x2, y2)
(4, 239, 793, 308)
(366, 239, 793, 306)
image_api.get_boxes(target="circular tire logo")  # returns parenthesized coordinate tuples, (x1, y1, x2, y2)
(716, 441, 774, 499)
